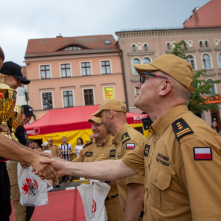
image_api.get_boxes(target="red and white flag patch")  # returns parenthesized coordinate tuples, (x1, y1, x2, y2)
(126, 143, 135, 150)
(29, 108, 33, 112)
(193, 147, 212, 160)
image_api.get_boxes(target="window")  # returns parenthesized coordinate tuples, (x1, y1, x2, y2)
(132, 44, 136, 51)
(218, 53, 221, 68)
(84, 89, 94, 105)
(184, 42, 187, 48)
(40, 65, 50, 79)
(207, 79, 215, 94)
(205, 40, 209, 47)
(144, 44, 148, 51)
(143, 57, 151, 64)
(81, 62, 91, 76)
(138, 43, 142, 51)
(63, 90, 74, 107)
(167, 42, 171, 49)
(61, 64, 71, 77)
(132, 58, 140, 75)
(64, 46, 81, 51)
(186, 55, 196, 70)
(101, 61, 111, 74)
(104, 40, 111, 44)
(42, 92, 53, 110)
(202, 54, 212, 69)
(199, 41, 203, 47)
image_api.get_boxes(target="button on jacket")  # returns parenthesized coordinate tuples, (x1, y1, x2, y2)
(122, 105, 221, 221)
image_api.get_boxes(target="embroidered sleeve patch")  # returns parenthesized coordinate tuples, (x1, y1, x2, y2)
(110, 149, 116, 157)
(193, 147, 212, 160)
(126, 143, 135, 150)
(121, 132, 130, 144)
(144, 145, 150, 157)
(172, 118, 193, 141)
(85, 151, 93, 157)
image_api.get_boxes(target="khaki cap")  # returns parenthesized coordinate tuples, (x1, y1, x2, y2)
(92, 98, 127, 117)
(41, 141, 48, 146)
(133, 54, 194, 93)
(48, 138, 53, 141)
(88, 117, 102, 124)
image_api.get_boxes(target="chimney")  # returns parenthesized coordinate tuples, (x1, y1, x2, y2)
(56, 33, 62, 38)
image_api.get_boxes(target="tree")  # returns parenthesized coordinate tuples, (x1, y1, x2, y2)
(172, 40, 221, 115)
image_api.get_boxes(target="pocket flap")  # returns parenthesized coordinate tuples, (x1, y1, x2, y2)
(150, 166, 172, 190)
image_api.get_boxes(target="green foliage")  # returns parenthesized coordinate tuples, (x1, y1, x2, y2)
(172, 40, 221, 114)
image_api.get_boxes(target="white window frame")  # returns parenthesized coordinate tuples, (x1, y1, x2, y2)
(206, 78, 217, 94)
(80, 61, 93, 76)
(61, 88, 75, 108)
(59, 62, 72, 78)
(131, 57, 141, 75)
(198, 39, 204, 47)
(186, 54, 197, 70)
(166, 41, 171, 49)
(102, 84, 115, 101)
(137, 43, 142, 51)
(217, 52, 221, 68)
(40, 90, 54, 110)
(131, 43, 136, 51)
(39, 64, 52, 79)
(201, 53, 213, 70)
(204, 39, 209, 47)
(214, 39, 219, 47)
(142, 56, 152, 64)
(82, 86, 96, 106)
(99, 59, 112, 75)
(143, 43, 148, 51)
(188, 40, 193, 48)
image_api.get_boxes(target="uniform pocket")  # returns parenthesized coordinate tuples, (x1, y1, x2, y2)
(84, 157, 94, 162)
(149, 166, 174, 213)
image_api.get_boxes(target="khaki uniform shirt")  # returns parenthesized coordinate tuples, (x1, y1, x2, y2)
(97, 123, 146, 209)
(49, 145, 60, 158)
(74, 135, 118, 197)
(122, 105, 221, 221)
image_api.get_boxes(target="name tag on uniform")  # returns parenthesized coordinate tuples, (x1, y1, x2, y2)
(110, 150, 116, 157)
(144, 145, 150, 157)
(85, 151, 93, 157)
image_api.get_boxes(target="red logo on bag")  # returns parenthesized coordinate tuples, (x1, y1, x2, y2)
(22, 178, 39, 196)
(91, 198, 97, 218)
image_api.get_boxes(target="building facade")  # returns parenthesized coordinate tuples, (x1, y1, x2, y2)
(24, 35, 126, 121)
(116, 26, 221, 126)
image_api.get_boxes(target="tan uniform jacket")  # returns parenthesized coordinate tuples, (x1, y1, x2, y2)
(122, 105, 221, 221)
(74, 135, 118, 197)
(97, 123, 146, 210)
(49, 145, 60, 157)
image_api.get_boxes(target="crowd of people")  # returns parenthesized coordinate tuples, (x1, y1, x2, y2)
(0, 44, 221, 221)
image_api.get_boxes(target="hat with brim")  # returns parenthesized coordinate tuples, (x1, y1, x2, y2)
(0, 61, 30, 84)
(92, 98, 127, 117)
(133, 54, 194, 93)
(88, 117, 102, 124)
(48, 138, 53, 141)
(22, 105, 36, 117)
(41, 141, 48, 146)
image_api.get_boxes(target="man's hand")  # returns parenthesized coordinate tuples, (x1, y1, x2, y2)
(31, 155, 58, 180)
(19, 162, 30, 169)
(40, 152, 53, 158)
(39, 157, 67, 178)
(0, 125, 10, 134)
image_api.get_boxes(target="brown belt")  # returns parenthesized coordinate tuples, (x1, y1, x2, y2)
(105, 194, 118, 201)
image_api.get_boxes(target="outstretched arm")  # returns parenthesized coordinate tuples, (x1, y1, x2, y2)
(39, 158, 137, 180)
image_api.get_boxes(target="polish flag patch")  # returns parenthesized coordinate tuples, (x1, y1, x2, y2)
(126, 143, 135, 150)
(29, 108, 33, 112)
(193, 147, 212, 160)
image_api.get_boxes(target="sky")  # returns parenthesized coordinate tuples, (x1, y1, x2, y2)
(0, 0, 210, 66)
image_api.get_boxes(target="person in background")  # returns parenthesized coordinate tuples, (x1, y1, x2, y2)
(41, 142, 53, 192)
(211, 121, 220, 135)
(48, 138, 60, 188)
(74, 138, 84, 158)
(59, 136, 73, 182)
(7, 105, 35, 221)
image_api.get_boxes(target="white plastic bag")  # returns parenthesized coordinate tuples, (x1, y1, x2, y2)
(17, 163, 48, 207)
(77, 182, 110, 221)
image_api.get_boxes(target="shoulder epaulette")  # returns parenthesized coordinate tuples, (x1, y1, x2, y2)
(121, 132, 130, 144)
(172, 118, 194, 141)
(83, 141, 93, 148)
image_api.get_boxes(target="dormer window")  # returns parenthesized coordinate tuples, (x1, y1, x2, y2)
(64, 46, 81, 51)
(104, 40, 111, 44)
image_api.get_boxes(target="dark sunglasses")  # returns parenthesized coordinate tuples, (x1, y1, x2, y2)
(140, 72, 168, 84)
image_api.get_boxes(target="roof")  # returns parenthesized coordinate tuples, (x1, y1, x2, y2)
(25, 35, 119, 58)
(25, 105, 149, 136)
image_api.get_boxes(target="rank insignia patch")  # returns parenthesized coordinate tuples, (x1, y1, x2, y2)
(126, 143, 135, 150)
(172, 118, 193, 141)
(144, 145, 150, 157)
(193, 147, 212, 160)
(85, 151, 93, 157)
(121, 132, 130, 144)
(110, 149, 116, 157)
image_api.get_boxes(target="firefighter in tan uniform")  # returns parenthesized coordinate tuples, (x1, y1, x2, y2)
(93, 99, 146, 221)
(48, 138, 61, 188)
(41, 55, 221, 220)
(74, 117, 124, 221)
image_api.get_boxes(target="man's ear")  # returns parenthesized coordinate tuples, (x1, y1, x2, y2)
(159, 79, 173, 96)
(109, 109, 114, 119)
